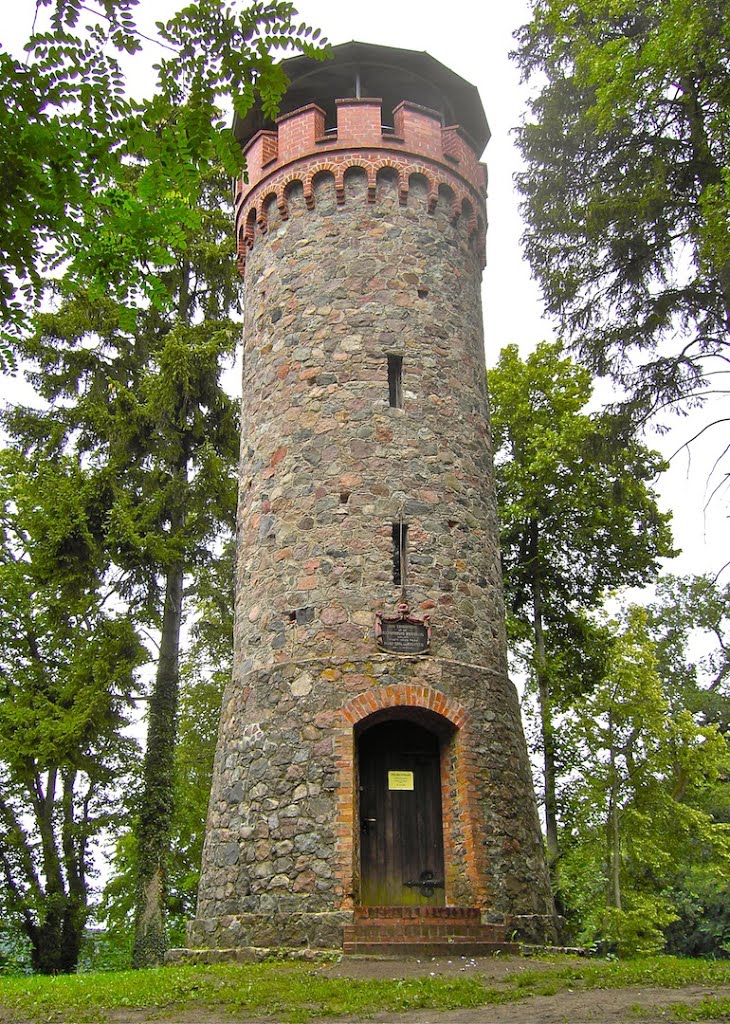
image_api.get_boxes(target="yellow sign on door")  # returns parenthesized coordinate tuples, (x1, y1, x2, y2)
(388, 771, 414, 791)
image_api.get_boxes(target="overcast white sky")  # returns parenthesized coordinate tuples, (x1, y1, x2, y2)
(5, 0, 728, 583)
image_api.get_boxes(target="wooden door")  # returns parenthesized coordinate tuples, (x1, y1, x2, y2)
(358, 720, 445, 906)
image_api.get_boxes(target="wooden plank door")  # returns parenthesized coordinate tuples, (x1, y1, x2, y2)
(359, 720, 445, 906)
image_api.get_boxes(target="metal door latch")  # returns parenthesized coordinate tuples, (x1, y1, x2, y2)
(404, 870, 444, 897)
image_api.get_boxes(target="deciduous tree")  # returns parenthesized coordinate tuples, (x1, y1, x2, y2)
(0, 448, 145, 973)
(489, 342, 675, 879)
(0, 0, 327, 369)
(559, 607, 730, 955)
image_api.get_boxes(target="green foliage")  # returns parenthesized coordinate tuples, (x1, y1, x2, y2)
(514, 0, 730, 421)
(646, 574, 730, 732)
(664, 872, 730, 959)
(558, 605, 730, 956)
(0, 447, 146, 973)
(0, 923, 32, 976)
(98, 544, 233, 955)
(489, 340, 674, 878)
(490, 342, 674, 628)
(601, 899, 679, 958)
(639, 575, 730, 958)
(0, 0, 329, 368)
(2, 147, 241, 967)
(169, 544, 234, 929)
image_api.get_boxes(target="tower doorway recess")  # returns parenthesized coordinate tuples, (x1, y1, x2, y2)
(358, 720, 445, 906)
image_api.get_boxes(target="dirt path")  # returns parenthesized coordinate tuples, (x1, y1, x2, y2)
(96, 983, 730, 1024)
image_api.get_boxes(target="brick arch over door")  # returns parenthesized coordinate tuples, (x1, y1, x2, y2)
(341, 685, 469, 730)
(334, 685, 487, 909)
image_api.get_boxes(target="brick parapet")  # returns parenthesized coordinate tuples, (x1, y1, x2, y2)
(235, 96, 488, 276)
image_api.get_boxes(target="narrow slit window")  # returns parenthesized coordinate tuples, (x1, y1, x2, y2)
(387, 354, 403, 408)
(391, 522, 408, 586)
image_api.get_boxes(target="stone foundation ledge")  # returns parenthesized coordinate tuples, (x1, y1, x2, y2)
(507, 914, 561, 946)
(187, 911, 354, 951)
(165, 946, 341, 966)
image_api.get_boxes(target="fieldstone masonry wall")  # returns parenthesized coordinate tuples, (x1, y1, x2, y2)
(190, 92, 556, 952)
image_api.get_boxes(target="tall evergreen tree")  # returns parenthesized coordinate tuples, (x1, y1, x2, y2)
(7, 162, 240, 966)
(513, 0, 730, 423)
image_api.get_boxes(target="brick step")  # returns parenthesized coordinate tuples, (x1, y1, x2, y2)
(343, 940, 521, 957)
(354, 906, 482, 921)
(343, 923, 508, 942)
(343, 907, 515, 958)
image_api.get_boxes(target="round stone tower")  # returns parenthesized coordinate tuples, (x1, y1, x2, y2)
(188, 41, 555, 954)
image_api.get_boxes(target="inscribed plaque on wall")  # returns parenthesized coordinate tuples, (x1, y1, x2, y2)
(375, 604, 431, 654)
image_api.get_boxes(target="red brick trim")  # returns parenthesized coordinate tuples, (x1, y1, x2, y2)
(341, 684, 468, 727)
(235, 153, 486, 276)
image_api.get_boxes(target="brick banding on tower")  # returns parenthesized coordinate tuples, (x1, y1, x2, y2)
(184, 41, 556, 958)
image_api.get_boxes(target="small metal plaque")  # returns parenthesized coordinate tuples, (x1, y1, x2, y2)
(388, 771, 414, 791)
(380, 618, 429, 654)
(375, 604, 431, 654)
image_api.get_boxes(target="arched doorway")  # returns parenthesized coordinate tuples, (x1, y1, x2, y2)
(358, 717, 445, 906)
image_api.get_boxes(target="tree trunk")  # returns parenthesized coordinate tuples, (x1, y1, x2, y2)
(132, 262, 192, 969)
(132, 554, 184, 968)
(60, 770, 88, 973)
(607, 714, 622, 911)
(531, 549, 559, 874)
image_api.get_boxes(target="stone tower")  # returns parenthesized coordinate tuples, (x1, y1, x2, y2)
(188, 41, 555, 955)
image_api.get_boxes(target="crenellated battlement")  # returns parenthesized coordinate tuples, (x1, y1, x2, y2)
(234, 97, 488, 276)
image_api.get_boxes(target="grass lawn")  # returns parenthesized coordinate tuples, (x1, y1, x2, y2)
(0, 955, 729, 1023)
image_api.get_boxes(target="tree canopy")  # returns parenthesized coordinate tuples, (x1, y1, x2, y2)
(489, 341, 675, 877)
(0, 0, 327, 369)
(559, 602, 730, 956)
(513, 0, 730, 422)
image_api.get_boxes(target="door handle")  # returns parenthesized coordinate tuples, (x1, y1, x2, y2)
(404, 870, 444, 897)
